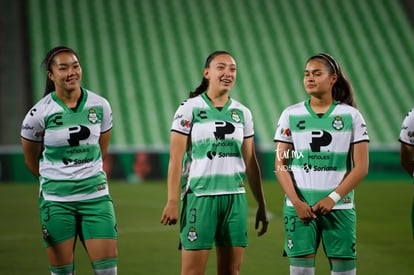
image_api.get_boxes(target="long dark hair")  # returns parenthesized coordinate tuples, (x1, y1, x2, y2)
(41, 46, 79, 96)
(307, 53, 356, 107)
(189, 50, 232, 98)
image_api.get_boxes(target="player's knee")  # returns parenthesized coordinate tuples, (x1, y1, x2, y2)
(289, 257, 315, 275)
(92, 257, 118, 275)
(49, 263, 75, 275)
(330, 259, 356, 275)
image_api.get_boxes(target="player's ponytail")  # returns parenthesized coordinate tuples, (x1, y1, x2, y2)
(41, 46, 79, 96)
(189, 50, 232, 98)
(189, 77, 209, 98)
(308, 53, 356, 107)
(332, 71, 355, 107)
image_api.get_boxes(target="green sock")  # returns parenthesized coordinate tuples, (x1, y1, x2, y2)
(49, 263, 75, 275)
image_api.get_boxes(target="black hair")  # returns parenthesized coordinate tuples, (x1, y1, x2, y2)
(307, 53, 356, 107)
(189, 50, 232, 98)
(41, 46, 79, 96)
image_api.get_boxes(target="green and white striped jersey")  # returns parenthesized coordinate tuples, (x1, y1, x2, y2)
(21, 88, 112, 202)
(171, 93, 254, 197)
(399, 108, 414, 146)
(274, 100, 369, 209)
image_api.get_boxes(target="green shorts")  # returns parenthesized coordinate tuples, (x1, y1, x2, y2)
(180, 193, 248, 250)
(39, 195, 118, 247)
(283, 205, 356, 259)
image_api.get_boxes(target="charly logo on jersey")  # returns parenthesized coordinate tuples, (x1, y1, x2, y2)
(197, 110, 208, 119)
(296, 120, 306, 130)
(88, 108, 98, 123)
(332, 116, 344, 130)
(49, 114, 63, 126)
(29, 108, 37, 116)
(361, 123, 368, 136)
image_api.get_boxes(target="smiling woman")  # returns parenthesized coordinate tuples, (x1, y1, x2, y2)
(20, 46, 118, 275)
(160, 50, 269, 275)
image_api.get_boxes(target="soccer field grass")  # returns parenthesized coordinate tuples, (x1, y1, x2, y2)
(1, 180, 413, 274)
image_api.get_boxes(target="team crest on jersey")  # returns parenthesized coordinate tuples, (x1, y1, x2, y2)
(88, 108, 98, 124)
(231, 111, 241, 123)
(187, 227, 198, 242)
(287, 235, 294, 250)
(332, 116, 344, 130)
(42, 225, 50, 240)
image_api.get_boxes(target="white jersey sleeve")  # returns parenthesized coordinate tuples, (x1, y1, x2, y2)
(21, 96, 49, 142)
(242, 107, 254, 138)
(400, 108, 414, 146)
(351, 109, 369, 143)
(273, 104, 295, 143)
(171, 99, 194, 135)
(100, 97, 113, 133)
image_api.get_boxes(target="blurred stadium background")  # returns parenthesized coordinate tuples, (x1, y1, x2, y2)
(1, 0, 414, 182)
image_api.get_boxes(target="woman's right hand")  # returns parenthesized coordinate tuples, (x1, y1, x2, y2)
(160, 201, 179, 225)
(293, 201, 317, 225)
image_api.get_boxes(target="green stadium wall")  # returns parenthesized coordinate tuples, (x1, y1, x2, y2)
(26, 0, 414, 150)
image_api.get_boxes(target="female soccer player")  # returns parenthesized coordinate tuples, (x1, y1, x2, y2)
(20, 46, 118, 275)
(274, 53, 369, 275)
(399, 108, 414, 238)
(160, 50, 268, 275)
